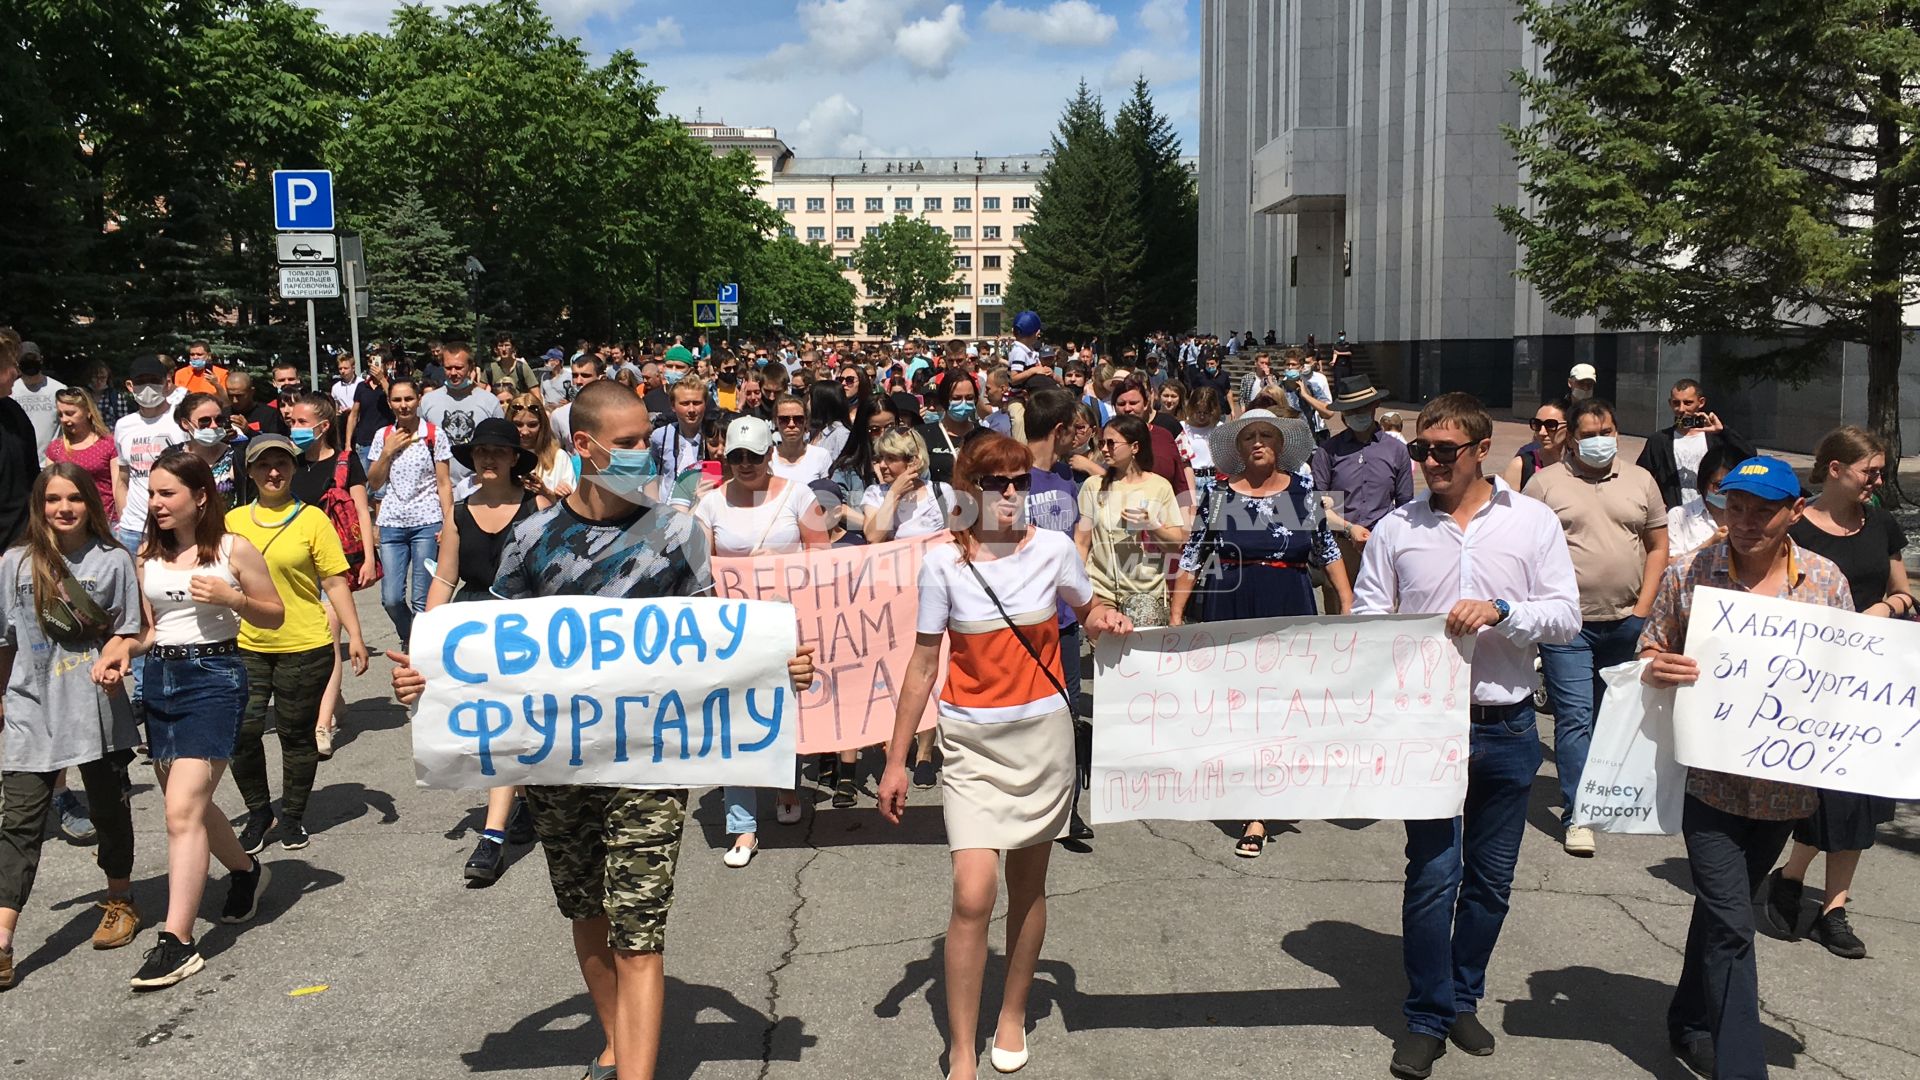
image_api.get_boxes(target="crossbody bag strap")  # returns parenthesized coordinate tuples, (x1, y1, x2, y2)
(956, 550, 1078, 721)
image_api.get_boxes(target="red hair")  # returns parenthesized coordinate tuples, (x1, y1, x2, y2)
(949, 433, 1033, 555)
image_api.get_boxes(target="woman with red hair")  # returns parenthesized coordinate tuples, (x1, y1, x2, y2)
(877, 433, 1131, 1080)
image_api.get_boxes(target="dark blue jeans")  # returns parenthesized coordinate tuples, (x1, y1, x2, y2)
(1538, 615, 1644, 821)
(1401, 704, 1542, 1038)
(1668, 796, 1794, 1080)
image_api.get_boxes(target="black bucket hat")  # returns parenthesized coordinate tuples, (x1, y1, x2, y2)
(452, 417, 537, 478)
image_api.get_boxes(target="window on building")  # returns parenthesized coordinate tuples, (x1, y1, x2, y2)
(836, 197, 854, 212)
(924, 197, 942, 212)
(1290, 255, 1298, 287)
(806, 197, 825, 212)
(954, 281, 972, 297)
(867, 225, 882, 237)
(954, 197, 972, 212)
(953, 311, 972, 336)
(866, 197, 884, 212)
(982, 225, 1001, 240)
(981, 311, 1002, 336)
(776, 197, 795, 212)
(806, 226, 825, 241)
(954, 225, 972, 240)
(954, 255, 972, 269)
(983, 255, 1001, 269)
(868, 322, 890, 337)
(1012, 196, 1031, 210)
(982, 282, 1001, 296)
(1013, 225, 1029, 238)
(895, 197, 912, 212)
(838, 255, 854, 268)
(780, 224, 795, 238)
(982, 197, 1001, 211)
(835, 226, 854, 241)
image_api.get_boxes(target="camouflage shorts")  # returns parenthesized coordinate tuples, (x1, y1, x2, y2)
(522, 785, 688, 953)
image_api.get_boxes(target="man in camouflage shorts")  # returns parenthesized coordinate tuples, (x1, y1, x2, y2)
(395, 382, 814, 1080)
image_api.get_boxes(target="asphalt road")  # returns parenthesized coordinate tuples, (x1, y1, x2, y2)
(3, 550, 1918, 1080)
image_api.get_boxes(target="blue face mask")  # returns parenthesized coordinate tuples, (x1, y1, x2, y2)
(587, 436, 658, 479)
(190, 358, 208, 371)
(922, 409, 941, 424)
(289, 427, 319, 450)
(663, 369, 685, 386)
(947, 400, 976, 421)
(1705, 491, 1728, 510)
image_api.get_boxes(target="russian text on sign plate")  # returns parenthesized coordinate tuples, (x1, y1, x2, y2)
(1091, 613, 1473, 824)
(410, 596, 799, 790)
(1675, 585, 1920, 800)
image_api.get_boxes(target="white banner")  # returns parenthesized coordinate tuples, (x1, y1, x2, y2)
(1091, 614, 1472, 823)
(1675, 586, 1920, 799)
(410, 597, 799, 790)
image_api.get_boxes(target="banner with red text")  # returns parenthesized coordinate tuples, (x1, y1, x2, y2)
(1091, 614, 1472, 823)
(714, 533, 945, 754)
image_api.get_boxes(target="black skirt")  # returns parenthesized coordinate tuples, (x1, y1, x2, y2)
(1792, 790, 1897, 852)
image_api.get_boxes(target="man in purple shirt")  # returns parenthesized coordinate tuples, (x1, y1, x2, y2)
(1353, 393, 1580, 1080)
(1311, 375, 1414, 611)
(1023, 388, 1094, 842)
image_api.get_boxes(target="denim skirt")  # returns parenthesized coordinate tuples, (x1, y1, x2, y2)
(143, 653, 248, 762)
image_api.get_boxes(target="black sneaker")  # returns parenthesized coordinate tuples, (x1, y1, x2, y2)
(239, 809, 275, 856)
(1671, 1035, 1714, 1078)
(506, 798, 537, 845)
(831, 778, 857, 809)
(1761, 869, 1803, 940)
(219, 857, 271, 924)
(1389, 1033, 1446, 1079)
(1448, 1012, 1496, 1056)
(464, 838, 505, 884)
(278, 818, 310, 851)
(1809, 907, 1867, 959)
(912, 758, 937, 789)
(129, 932, 204, 990)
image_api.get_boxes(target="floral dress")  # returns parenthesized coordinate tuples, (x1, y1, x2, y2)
(1178, 469, 1339, 623)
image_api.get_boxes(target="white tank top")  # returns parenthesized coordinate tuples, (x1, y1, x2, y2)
(142, 535, 241, 646)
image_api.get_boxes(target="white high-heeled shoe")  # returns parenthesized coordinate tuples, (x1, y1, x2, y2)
(989, 1035, 1029, 1074)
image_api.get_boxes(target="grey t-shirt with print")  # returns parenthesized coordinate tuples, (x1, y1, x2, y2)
(0, 540, 142, 771)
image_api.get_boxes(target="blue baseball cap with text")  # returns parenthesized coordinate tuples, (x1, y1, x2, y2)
(1717, 456, 1800, 502)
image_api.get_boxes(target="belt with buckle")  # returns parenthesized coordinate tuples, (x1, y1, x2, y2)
(152, 640, 238, 661)
(1469, 700, 1529, 725)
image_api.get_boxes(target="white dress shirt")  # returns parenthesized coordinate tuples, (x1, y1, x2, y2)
(1352, 475, 1580, 705)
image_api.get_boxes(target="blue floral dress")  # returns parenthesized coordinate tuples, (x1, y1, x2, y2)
(1179, 470, 1339, 623)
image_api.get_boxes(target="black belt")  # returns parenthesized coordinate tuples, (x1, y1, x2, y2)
(151, 640, 238, 661)
(1469, 701, 1530, 725)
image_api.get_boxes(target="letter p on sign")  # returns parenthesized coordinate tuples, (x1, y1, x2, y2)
(274, 169, 335, 231)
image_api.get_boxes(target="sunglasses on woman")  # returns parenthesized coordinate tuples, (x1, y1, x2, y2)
(1527, 418, 1564, 433)
(868, 421, 910, 437)
(972, 473, 1031, 493)
(726, 449, 767, 465)
(775, 415, 806, 427)
(1407, 440, 1475, 465)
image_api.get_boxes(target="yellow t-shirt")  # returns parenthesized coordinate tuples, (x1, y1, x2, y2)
(225, 503, 349, 653)
(1076, 473, 1179, 605)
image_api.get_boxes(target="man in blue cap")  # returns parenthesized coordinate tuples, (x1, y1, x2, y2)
(538, 347, 573, 405)
(1006, 310, 1058, 394)
(1638, 455, 1851, 1079)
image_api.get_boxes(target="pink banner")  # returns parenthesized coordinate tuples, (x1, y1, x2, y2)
(713, 533, 946, 753)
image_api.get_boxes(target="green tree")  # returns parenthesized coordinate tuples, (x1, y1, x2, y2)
(1007, 82, 1145, 348)
(1115, 77, 1198, 336)
(352, 188, 469, 349)
(853, 216, 958, 338)
(1501, 0, 1918, 500)
(738, 235, 857, 336)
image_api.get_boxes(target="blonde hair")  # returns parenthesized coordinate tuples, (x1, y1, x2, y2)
(1378, 410, 1403, 432)
(53, 387, 111, 443)
(508, 392, 560, 472)
(873, 427, 930, 473)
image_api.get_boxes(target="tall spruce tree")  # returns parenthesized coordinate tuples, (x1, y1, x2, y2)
(1502, 0, 1920, 500)
(1007, 81, 1145, 348)
(1115, 77, 1198, 337)
(353, 188, 468, 350)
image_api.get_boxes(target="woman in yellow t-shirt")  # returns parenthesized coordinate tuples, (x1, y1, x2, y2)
(223, 434, 370, 854)
(1074, 415, 1187, 628)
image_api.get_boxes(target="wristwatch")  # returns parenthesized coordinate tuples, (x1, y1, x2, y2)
(1492, 599, 1511, 624)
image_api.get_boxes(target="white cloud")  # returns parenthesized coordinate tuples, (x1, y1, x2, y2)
(1137, 0, 1189, 42)
(629, 15, 683, 51)
(981, 0, 1117, 47)
(791, 93, 914, 157)
(894, 4, 969, 76)
(1105, 45, 1193, 90)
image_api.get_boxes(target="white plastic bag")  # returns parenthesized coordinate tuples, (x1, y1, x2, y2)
(1568, 660, 1684, 835)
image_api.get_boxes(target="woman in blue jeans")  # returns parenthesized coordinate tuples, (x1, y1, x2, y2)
(363, 378, 451, 650)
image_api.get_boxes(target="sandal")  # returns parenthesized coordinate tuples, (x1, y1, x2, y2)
(1234, 823, 1266, 859)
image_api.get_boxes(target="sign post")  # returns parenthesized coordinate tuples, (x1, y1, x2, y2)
(693, 301, 720, 328)
(340, 234, 367, 378)
(273, 169, 338, 389)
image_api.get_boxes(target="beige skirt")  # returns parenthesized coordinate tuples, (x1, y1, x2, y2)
(938, 707, 1075, 851)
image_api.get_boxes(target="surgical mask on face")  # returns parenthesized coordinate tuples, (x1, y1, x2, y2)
(1705, 491, 1728, 510)
(922, 409, 941, 424)
(1575, 435, 1617, 468)
(946, 400, 976, 421)
(446, 376, 471, 391)
(289, 427, 320, 450)
(19, 357, 42, 377)
(1283, 369, 1301, 381)
(663, 369, 684, 386)
(588, 436, 658, 479)
(191, 426, 226, 447)
(1345, 412, 1375, 433)
(131, 384, 167, 409)
(190, 358, 208, 371)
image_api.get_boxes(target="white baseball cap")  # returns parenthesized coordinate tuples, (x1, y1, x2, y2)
(724, 415, 774, 456)
(1568, 363, 1598, 383)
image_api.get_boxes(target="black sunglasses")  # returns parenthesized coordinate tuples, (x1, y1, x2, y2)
(972, 473, 1031, 493)
(1407, 440, 1477, 465)
(868, 421, 910, 437)
(726, 449, 767, 465)
(1527, 418, 1564, 433)
(775, 415, 806, 426)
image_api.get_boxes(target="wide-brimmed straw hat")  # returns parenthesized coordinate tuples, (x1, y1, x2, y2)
(1209, 408, 1315, 477)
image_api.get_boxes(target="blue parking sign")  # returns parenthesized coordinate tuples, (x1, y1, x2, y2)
(273, 170, 335, 231)
(717, 283, 739, 305)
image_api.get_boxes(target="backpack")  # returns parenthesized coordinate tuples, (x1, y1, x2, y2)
(319, 454, 382, 588)
(377, 421, 437, 455)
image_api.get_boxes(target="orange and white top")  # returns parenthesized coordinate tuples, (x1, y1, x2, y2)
(916, 529, 1093, 725)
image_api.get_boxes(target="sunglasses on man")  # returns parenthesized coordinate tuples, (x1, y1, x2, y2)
(1406, 440, 1478, 465)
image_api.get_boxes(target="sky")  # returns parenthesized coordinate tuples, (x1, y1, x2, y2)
(303, 0, 1201, 158)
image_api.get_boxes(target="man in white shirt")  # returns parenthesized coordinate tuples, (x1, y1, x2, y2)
(9, 341, 65, 458)
(112, 355, 188, 552)
(1353, 392, 1580, 1080)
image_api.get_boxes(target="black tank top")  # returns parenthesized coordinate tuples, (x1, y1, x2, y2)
(453, 493, 539, 594)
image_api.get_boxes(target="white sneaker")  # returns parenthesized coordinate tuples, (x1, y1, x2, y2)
(315, 726, 335, 760)
(1563, 824, 1597, 857)
(723, 838, 758, 868)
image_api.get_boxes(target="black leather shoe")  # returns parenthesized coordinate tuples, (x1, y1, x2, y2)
(464, 839, 505, 884)
(1448, 1012, 1495, 1056)
(1671, 1035, 1714, 1078)
(1069, 811, 1095, 840)
(1390, 1033, 1446, 1079)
